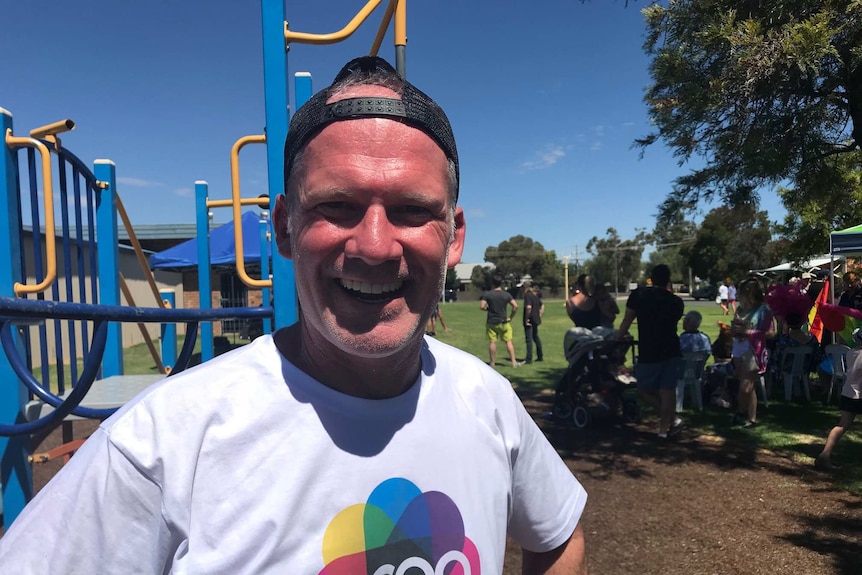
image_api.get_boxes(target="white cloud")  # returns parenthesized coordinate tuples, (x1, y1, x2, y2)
(467, 208, 485, 218)
(519, 145, 566, 171)
(173, 187, 193, 197)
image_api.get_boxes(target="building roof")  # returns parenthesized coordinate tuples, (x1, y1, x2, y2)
(453, 262, 494, 283)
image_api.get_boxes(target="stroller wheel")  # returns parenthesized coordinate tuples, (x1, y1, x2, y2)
(572, 406, 591, 429)
(622, 399, 640, 423)
(553, 401, 574, 421)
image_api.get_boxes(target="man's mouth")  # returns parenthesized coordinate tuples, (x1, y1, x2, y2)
(339, 278, 405, 302)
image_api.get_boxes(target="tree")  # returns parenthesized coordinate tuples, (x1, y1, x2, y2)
(650, 214, 698, 283)
(470, 265, 493, 292)
(585, 228, 651, 291)
(484, 235, 548, 281)
(638, 0, 862, 249)
(445, 268, 459, 291)
(688, 205, 774, 282)
(537, 251, 566, 295)
(775, 155, 862, 260)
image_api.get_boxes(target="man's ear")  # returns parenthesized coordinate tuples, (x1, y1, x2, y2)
(273, 194, 293, 259)
(447, 207, 466, 269)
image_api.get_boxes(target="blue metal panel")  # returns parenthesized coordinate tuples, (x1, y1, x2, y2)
(0, 109, 32, 527)
(259, 216, 271, 335)
(261, 0, 296, 329)
(160, 290, 177, 372)
(195, 181, 213, 361)
(94, 160, 123, 376)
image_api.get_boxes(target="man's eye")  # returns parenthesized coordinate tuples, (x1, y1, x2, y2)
(391, 205, 433, 223)
(317, 202, 357, 216)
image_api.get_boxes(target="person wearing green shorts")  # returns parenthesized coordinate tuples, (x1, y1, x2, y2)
(480, 274, 520, 368)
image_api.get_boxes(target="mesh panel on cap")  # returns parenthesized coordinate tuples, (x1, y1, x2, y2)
(283, 56, 459, 199)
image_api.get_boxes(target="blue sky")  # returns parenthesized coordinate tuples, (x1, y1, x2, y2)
(0, 0, 786, 266)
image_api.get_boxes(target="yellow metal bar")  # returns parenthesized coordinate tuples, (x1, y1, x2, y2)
(29, 119, 75, 140)
(230, 134, 272, 289)
(115, 194, 165, 308)
(394, 0, 406, 46)
(6, 129, 57, 296)
(119, 273, 166, 374)
(206, 197, 269, 209)
(284, 0, 385, 45)
(370, 0, 399, 56)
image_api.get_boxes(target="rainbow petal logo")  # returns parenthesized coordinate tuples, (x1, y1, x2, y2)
(319, 478, 481, 575)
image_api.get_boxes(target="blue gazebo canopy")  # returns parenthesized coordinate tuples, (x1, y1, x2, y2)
(149, 211, 271, 271)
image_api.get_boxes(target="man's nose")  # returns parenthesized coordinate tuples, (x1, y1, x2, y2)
(344, 206, 403, 264)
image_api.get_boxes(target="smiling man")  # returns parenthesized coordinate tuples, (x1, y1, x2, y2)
(0, 56, 588, 575)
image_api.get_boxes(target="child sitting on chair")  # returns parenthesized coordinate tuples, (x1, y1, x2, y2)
(705, 321, 735, 408)
(680, 310, 711, 353)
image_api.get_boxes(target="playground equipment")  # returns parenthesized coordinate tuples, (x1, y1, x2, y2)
(0, 0, 412, 531)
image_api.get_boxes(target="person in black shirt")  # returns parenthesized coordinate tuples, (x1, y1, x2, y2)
(480, 274, 519, 368)
(522, 282, 544, 364)
(617, 264, 685, 438)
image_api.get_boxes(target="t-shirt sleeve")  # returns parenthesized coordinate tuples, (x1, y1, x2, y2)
(0, 427, 175, 573)
(507, 396, 587, 552)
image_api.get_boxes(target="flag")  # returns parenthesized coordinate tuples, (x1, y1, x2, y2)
(808, 278, 830, 342)
(818, 302, 862, 346)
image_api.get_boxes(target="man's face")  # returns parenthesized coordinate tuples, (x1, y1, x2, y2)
(275, 92, 465, 359)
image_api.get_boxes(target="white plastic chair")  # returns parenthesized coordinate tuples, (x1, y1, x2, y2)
(757, 374, 770, 409)
(676, 351, 709, 412)
(823, 344, 850, 404)
(780, 346, 813, 401)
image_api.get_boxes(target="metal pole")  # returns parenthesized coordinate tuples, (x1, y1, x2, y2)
(564, 256, 569, 299)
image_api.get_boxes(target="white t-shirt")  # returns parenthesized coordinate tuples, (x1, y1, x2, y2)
(0, 335, 586, 574)
(843, 348, 862, 400)
(718, 285, 729, 300)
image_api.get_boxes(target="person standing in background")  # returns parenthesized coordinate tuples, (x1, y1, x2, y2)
(617, 264, 685, 439)
(523, 282, 544, 364)
(816, 328, 862, 471)
(718, 281, 730, 315)
(566, 274, 602, 329)
(727, 280, 738, 315)
(481, 274, 520, 368)
(595, 282, 620, 328)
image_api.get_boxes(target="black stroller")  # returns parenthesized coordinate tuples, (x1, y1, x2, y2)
(552, 327, 640, 429)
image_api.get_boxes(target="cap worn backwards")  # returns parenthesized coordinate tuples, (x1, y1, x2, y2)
(283, 56, 459, 200)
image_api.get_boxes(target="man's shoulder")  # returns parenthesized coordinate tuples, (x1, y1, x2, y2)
(424, 337, 515, 396)
(104, 337, 280, 432)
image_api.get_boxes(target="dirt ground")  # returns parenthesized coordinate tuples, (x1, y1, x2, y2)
(8, 397, 862, 575)
(503, 389, 862, 575)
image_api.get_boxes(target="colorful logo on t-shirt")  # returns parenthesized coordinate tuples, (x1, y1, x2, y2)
(319, 477, 480, 575)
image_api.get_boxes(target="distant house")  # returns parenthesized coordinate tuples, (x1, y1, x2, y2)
(452, 262, 495, 291)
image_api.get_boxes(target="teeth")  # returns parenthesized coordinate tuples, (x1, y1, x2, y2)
(341, 279, 403, 295)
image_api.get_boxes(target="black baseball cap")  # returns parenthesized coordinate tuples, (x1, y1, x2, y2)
(283, 56, 459, 199)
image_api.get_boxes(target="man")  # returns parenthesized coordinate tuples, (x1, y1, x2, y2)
(522, 282, 544, 363)
(0, 56, 587, 574)
(838, 271, 862, 310)
(481, 274, 521, 368)
(617, 264, 685, 439)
